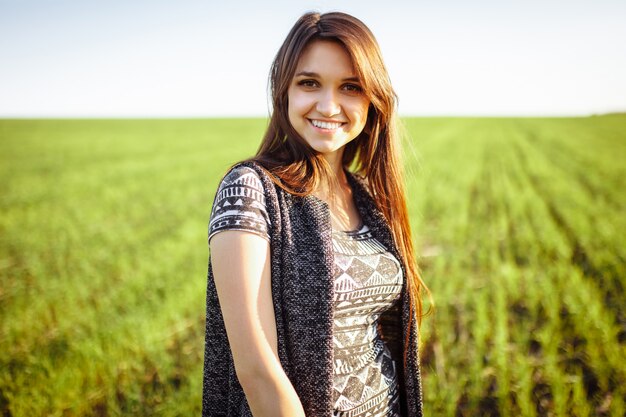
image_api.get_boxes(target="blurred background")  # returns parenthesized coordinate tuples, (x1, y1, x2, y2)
(1, 0, 625, 416)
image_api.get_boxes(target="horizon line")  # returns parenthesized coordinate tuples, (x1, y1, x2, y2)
(1, 112, 625, 120)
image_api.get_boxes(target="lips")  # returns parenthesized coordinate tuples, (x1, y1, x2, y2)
(309, 119, 345, 130)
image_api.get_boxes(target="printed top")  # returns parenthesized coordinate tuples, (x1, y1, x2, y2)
(209, 166, 403, 417)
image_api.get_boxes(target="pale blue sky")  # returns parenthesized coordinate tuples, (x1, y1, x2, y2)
(1, 0, 625, 117)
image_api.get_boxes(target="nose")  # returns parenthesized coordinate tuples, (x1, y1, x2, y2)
(316, 89, 341, 117)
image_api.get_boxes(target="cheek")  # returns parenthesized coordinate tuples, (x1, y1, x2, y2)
(287, 90, 299, 128)
(287, 89, 311, 117)
(352, 100, 370, 126)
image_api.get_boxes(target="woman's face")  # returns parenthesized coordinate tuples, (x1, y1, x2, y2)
(287, 40, 370, 157)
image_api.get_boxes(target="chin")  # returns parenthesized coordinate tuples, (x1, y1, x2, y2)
(306, 139, 343, 155)
(309, 145, 335, 155)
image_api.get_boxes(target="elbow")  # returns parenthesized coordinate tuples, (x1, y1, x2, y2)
(232, 344, 281, 390)
(233, 360, 270, 390)
(234, 365, 259, 390)
(234, 365, 275, 409)
(233, 361, 307, 417)
(234, 359, 284, 397)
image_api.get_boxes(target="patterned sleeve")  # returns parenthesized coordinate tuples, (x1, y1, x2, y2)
(208, 165, 271, 243)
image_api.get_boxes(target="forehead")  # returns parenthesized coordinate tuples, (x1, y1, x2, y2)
(295, 40, 356, 75)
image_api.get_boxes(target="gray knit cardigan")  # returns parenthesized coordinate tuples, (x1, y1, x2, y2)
(202, 161, 423, 416)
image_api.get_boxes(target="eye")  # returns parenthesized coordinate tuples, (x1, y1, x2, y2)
(342, 83, 363, 93)
(297, 79, 319, 88)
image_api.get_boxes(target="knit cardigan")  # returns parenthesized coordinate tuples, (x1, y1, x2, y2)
(202, 161, 423, 416)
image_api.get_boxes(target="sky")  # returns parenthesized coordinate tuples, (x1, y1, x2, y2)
(1, 0, 625, 117)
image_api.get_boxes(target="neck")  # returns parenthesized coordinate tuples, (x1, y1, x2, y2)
(321, 148, 347, 184)
(315, 148, 352, 209)
(318, 148, 360, 230)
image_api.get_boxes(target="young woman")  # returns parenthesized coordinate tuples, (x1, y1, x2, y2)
(203, 11, 427, 417)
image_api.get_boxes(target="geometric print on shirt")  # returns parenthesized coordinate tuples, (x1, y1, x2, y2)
(208, 166, 271, 243)
(331, 225, 404, 417)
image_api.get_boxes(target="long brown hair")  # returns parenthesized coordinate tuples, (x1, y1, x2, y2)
(247, 11, 428, 367)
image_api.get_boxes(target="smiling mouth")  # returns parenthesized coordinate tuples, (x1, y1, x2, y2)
(309, 119, 345, 130)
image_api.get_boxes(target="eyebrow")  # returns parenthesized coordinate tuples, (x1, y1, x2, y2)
(294, 71, 360, 82)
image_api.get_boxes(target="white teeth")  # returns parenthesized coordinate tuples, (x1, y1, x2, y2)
(311, 119, 342, 130)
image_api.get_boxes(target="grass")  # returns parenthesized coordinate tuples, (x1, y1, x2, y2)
(0, 115, 624, 416)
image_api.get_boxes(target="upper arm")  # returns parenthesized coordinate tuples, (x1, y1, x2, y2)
(210, 230, 279, 381)
(207, 165, 278, 382)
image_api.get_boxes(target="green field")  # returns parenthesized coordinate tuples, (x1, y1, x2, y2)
(1, 116, 624, 416)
